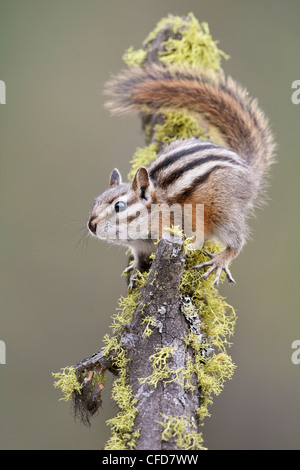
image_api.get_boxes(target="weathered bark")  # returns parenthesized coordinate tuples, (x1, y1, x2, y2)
(124, 234, 199, 450)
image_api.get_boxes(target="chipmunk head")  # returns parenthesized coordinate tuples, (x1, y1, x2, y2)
(87, 167, 155, 246)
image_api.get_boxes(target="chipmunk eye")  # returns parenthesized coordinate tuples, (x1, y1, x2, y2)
(114, 201, 127, 213)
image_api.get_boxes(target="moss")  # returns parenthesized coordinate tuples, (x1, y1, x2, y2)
(52, 366, 83, 402)
(158, 414, 206, 451)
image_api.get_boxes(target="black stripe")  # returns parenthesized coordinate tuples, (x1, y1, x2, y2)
(167, 165, 225, 204)
(159, 154, 243, 188)
(149, 143, 220, 178)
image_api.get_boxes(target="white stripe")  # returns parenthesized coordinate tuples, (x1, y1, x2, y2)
(167, 160, 245, 198)
(158, 146, 243, 182)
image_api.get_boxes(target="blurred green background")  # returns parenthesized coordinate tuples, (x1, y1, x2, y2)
(0, 0, 300, 450)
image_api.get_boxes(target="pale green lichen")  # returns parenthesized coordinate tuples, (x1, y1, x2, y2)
(141, 315, 156, 338)
(158, 414, 206, 451)
(180, 240, 237, 422)
(52, 366, 83, 402)
(123, 12, 229, 71)
(103, 287, 144, 450)
(128, 143, 158, 181)
(153, 112, 209, 147)
(122, 46, 147, 67)
(154, 15, 229, 70)
(105, 366, 139, 450)
(139, 346, 184, 388)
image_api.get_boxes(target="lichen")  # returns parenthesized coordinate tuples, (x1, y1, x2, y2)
(180, 240, 237, 422)
(153, 112, 209, 146)
(154, 14, 229, 70)
(102, 288, 143, 450)
(105, 366, 139, 450)
(139, 346, 184, 388)
(52, 366, 83, 402)
(141, 315, 156, 338)
(128, 143, 158, 181)
(158, 414, 206, 451)
(123, 12, 229, 71)
(122, 46, 147, 67)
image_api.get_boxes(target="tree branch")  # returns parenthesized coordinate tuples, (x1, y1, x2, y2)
(125, 234, 199, 449)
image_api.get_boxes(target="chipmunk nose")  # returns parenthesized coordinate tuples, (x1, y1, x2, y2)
(88, 215, 98, 235)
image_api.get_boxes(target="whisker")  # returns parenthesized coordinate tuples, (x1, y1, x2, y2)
(73, 228, 90, 257)
(70, 225, 88, 239)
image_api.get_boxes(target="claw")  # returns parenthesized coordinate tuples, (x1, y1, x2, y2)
(128, 276, 136, 291)
(192, 260, 212, 271)
(200, 264, 217, 280)
(122, 263, 137, 290)
(213, 266, 223, 286)
(192, 250, 236, 286)
(224, 266, 236, 284)
(124, 267, 141, 291)
(203, 250, 214, 259)
(122, 264, 134, 275)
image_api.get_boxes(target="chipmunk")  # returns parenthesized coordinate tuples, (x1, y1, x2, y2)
(87, 64, 275, 287)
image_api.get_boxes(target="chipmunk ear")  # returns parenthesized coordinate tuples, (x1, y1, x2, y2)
(132, 167, 151, 201)
(109, 168, 122, 187)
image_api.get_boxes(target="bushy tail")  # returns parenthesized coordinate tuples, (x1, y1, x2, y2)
(104, 65, 275, 174)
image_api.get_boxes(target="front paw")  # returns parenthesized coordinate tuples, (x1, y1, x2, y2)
(192, 250, 236, 286)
